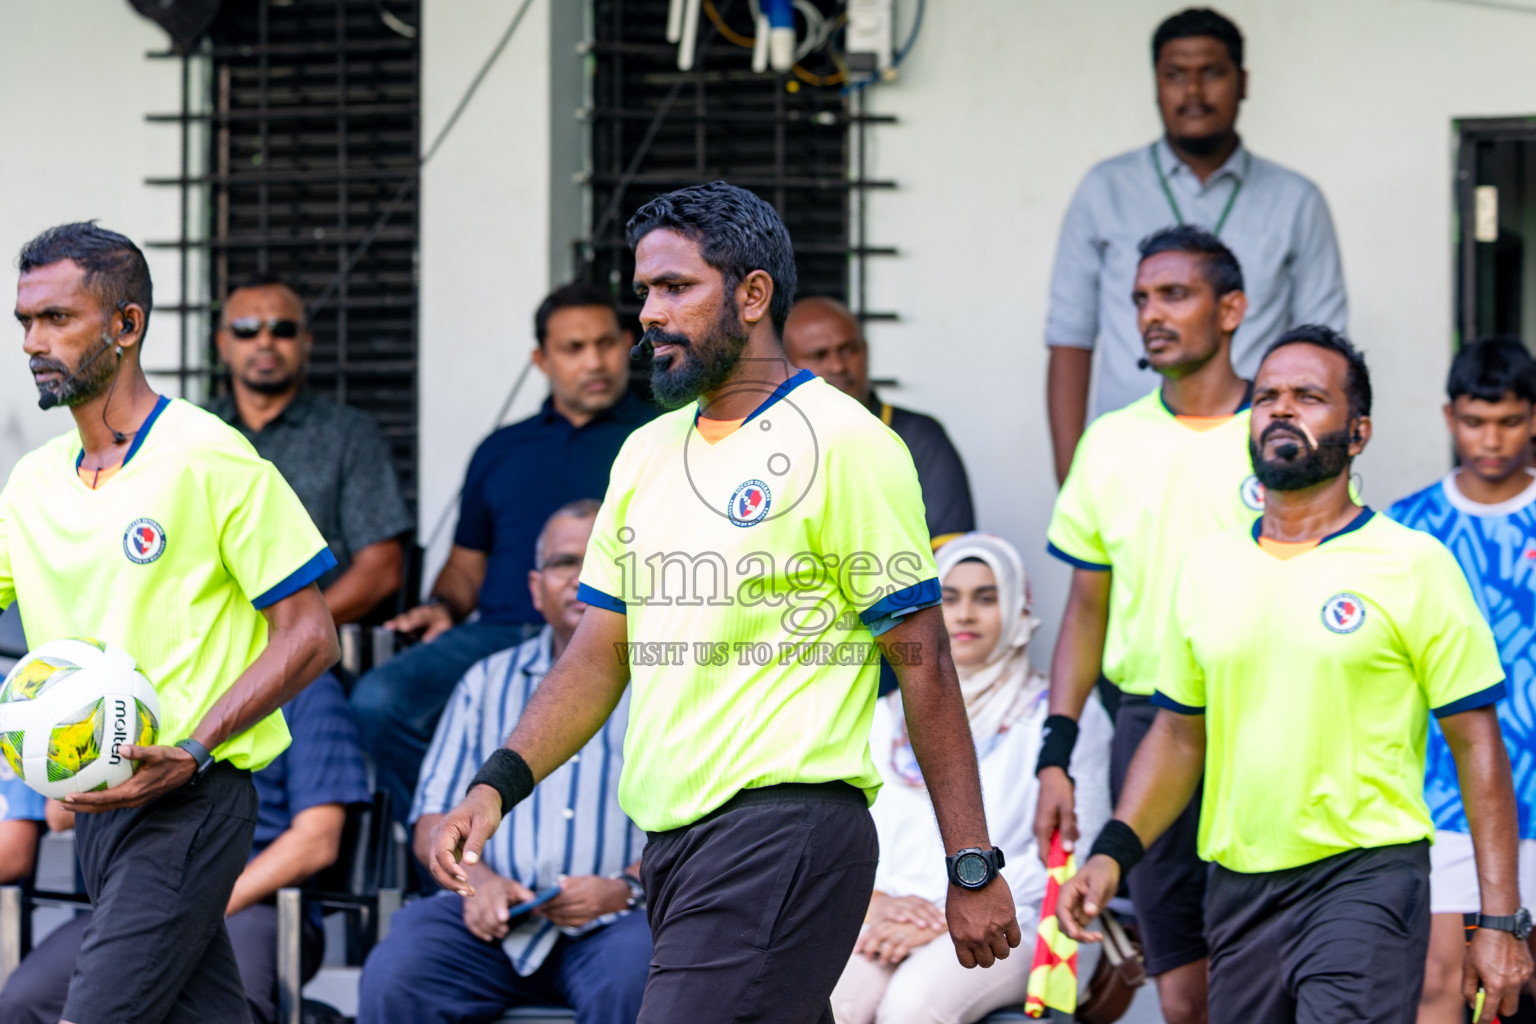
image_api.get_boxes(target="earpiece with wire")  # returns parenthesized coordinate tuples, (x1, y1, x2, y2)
(101, 302, 135, 445)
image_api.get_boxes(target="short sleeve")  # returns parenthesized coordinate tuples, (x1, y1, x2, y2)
(281, 675, 370, 818)
(821, 427, 939, 633)
(452, 439, 498, 553)
(337, 414, 413, 554)
(1152, 563, 1206, 714)
(0, 772, 44, 822)
(1045, 431, 1110, 570)
(411, 658, 491, 822)
(1409, 542, 1506, 717)
(204, 443, 335, 609)
(1044, 172, 1106, 351)
(576, 435, 641, 614)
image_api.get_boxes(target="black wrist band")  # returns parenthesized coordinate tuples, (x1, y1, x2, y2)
(469, 748, 535, 816)
(1035, 714, 1079, 779)
(1088, 819, 1145, 876)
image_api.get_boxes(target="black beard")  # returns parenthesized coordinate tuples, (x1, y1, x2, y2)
(1169, 131, 1231, 157)
(648, 299, 749, 410)
(1249, 424, 1353, 492)
(32, 331, 118, 408)
(240, 373, 299, 396)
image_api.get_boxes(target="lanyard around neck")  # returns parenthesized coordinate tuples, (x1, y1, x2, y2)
(1151, 142, 1247, 237)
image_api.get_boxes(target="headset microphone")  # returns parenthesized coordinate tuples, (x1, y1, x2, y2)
(1137, 357, 1151, 370)
(630, 338, 651, 360)
(35, 339, 120, 412)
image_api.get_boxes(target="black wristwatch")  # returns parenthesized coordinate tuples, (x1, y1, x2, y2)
(175, 738, 215, 785)
(614, 872, 646, 910)
(1464, 908, 1533, 941)
(946, 847, 1005, 890)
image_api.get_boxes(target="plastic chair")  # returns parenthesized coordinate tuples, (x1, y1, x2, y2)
(276, 789, 404, 1024)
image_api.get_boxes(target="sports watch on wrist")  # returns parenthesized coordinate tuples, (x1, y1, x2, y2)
(945, 846, 1005, 890)
(614, 872, 646, 910)
(1464, 908, 1533, 941)
(175, 738, 215, 785)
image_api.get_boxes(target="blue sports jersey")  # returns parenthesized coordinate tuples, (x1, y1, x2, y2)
(1387, 471, 1536, 839)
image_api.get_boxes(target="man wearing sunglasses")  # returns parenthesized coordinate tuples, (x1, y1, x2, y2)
(210, 275, 413, 627)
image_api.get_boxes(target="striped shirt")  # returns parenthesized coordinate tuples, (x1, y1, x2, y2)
(412, 626, 642, 974)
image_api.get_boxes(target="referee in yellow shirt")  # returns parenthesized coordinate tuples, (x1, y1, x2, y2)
(1058, 326, 1534, 1023)
(428, 182, 1019, 1023)
(1036, 225, 1258, 1024)
(5, 223, 339, 1023)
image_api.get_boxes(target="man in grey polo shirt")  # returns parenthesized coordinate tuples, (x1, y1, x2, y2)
(209, 274, 413, 624)
(1045, 7, 1347, 483)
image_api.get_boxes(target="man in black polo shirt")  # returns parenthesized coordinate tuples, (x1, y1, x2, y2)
(782, 296, 975, 547)
(209, 274, 413, 626)
(352, 282, 655, 829)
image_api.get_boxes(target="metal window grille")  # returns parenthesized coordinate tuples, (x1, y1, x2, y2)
(578, 0, 895, 326)
(146, 0, 422, 513)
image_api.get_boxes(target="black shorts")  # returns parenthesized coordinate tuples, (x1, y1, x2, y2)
(637, 782, 879, 1024)
(1205, 841, 1431, 1024)
(65, 761, 258, 1024)
(1110, 696, 1208, 976)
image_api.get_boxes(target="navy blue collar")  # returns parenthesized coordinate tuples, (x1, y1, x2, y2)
(74, 394, 171, 472)
(1251, 505, 1374, 545)
(540, 389, 652, 428)
(1160, 379, 1253, 418)
(694, 368, 814, 426)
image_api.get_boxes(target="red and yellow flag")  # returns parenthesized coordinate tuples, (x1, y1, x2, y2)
(1024, 831, 1078, 1019)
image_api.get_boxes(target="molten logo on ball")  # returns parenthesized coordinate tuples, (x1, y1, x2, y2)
(0, 638, 159, 797)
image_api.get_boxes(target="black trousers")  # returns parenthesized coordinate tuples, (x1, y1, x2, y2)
(1110, 697, 1208, 976)
(0, 903, 323, 1024)
(1205, 841, 1431, 1024)
(637, 782, 879, 1024)
(65, 761, 259, 1024)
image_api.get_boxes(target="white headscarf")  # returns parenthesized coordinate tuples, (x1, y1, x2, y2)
(933, 532, 1044, 743)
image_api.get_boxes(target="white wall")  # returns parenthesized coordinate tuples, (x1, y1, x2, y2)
(0, 7, 188, 475)
(417, 0, 553, 572)
(861, 0, 1536, 656)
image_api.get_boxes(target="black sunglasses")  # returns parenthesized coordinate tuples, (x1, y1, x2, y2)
(229, 317, 302, 340)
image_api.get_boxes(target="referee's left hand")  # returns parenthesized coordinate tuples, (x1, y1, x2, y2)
(59, 744, 196, 812)
(946, 876, 1021, 969)
(1465, 926, 1533, 1022)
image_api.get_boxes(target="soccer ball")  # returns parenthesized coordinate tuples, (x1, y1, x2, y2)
(0, 638, 160, 799)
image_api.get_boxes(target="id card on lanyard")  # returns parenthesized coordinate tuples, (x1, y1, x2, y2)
(1151, 141, 1249, 237)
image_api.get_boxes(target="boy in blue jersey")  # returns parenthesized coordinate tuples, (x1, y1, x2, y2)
(1388, 337, 1536, 1024)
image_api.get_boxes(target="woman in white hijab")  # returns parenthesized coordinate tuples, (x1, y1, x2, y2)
(830, 533, 1114, 1024)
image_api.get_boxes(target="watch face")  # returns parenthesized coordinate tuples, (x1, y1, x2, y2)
(1517, 908, 1533, 940)
(955, 852, 990, 888)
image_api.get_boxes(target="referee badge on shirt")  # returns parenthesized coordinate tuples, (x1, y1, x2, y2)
(727, 479, 772, 527)
(1321, 592, 1366, 634)
(123, 518, 167, 565)
(1240, 475, 1265, 512)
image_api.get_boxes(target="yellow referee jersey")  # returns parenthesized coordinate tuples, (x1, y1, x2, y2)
(1154, 510, 1505, 873)
(0, 397, 334, 770)
(578, 370, 939, 832)
(1046, 388, 1261, 696)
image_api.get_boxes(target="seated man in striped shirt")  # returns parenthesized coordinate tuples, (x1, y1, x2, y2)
(358, 500, 649, 1024)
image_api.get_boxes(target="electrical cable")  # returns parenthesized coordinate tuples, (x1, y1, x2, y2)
(843, 0, 926, 94)
(702, 0, 756, 48)
(307, 0, 537, 320)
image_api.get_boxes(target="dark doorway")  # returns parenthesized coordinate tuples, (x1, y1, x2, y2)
(1456, 118, 1536, 355)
